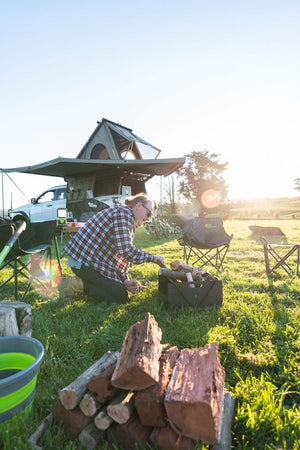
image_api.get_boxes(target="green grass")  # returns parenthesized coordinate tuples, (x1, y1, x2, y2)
(0, 220, 299, 449)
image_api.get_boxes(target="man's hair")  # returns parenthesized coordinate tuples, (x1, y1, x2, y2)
(124, 192, 157, 210)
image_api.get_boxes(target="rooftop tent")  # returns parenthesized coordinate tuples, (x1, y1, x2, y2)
(77, 118, 162, 161)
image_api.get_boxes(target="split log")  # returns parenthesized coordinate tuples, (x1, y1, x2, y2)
(87, 362, 119, 402)
(28, 412, 53, 450)
(107, 391, 135, 424)
(107, 412, 153, 450)
(165, 342, 225, 445)
(52, 400, 91, 438)
(158, 268, 187, 281)
(135, 345, 180, 427)
(78, 422, 104, 450)
(0, 305, 18, 336)
(94, 407, 114, 430)
(0, 301, 32, 336)
(79, 391, 102, 417)
(170, 260, 196, 273)
(212, 391, 235, 450)
(59, 350, 119, 410)
(111, 312, 162, 390)
(150, 425, 196, 450)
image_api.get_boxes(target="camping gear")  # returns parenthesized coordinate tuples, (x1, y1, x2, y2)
(260, 236, 299, 276)
(0, 335, 44, 423)
(0, 219, 62, 300)
(158, 261, 222, 310)
(178, 217, 233, 272)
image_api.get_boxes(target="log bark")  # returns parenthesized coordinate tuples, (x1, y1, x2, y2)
(111, 312, 162, 390)
(79, 391, 102, 417)
(0, 301, 32, 336)
(106, 391, 135, 424)
(158, 268, 187, 281)
(94, 407, 114, 431)
(107, 412, 153, 450)
(52, 400, 92, 438)
(78, 422, 104, 450)
(165, 342, 225, 445)
(212, 391, 235, 450)
(0, 305, 19, 336)
(87, 362, 118, 402)
(135, 345, 180, 427)
(59, 351, 119, 410)
(151, 425, 196, 450)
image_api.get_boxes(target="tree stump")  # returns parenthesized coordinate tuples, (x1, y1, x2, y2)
(0, 301, 32, 336)
(165, 342, 225, 445)
(111, 312, 162, 390)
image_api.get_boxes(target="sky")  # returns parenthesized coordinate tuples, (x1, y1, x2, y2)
(1, 0, 300, 212)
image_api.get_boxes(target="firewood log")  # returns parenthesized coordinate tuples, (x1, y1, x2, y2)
(150, 425, 196, 450)
(135, 345, 180, 427)
(164, 342, 225, 445)
(59, 351, 119, 410)
(78, 422, 104, 450)
(111, 312, 162, 390)
(87, 362, 118, 402)
(106, 412, 153, 450)
(94, 407, 114, 430)
(107, 391, 135, 424)
(79, 391, 102, 417)
(52, 400, 92, 438)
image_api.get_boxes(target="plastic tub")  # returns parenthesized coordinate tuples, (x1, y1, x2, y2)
(0, 336, 44, 423)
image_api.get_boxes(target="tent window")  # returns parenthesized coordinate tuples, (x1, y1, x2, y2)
(91, 144, 110, 160)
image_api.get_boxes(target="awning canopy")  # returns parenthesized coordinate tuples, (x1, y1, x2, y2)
(1, 157, 185, 179)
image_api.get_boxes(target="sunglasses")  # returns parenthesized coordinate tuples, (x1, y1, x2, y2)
(142, 204, 153, 218)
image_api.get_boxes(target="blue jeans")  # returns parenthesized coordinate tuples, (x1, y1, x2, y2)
(71, 264, 129, 304)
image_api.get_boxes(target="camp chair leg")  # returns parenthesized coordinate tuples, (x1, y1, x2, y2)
(183, 244, 229, 272)
(261, 238, 300, 276)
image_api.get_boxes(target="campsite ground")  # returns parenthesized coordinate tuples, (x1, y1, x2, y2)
(0, 217, 299, 449)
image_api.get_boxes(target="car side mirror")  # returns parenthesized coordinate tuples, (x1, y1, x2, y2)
(31, 198, 37, 204)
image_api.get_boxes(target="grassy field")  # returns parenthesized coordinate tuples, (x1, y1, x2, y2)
(0, 219, 299, 449)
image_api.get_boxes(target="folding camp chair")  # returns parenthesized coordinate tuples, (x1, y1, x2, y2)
(260, 236, 300, 277)
(0, 219, 62, 301)
(178, 217, 233, 272)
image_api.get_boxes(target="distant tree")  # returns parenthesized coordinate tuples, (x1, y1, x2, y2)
(294, 178, 300, 192)
(162, 175, 178, 214)
(176, 150, 229, 216)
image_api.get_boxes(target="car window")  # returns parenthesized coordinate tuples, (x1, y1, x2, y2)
(56, 188, 66, 200)
(37, 190, 55, 203)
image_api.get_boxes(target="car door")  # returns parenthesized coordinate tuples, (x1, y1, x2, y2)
(29, 188, 57, 222)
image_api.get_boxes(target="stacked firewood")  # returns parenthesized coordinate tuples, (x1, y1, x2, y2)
(52, 312, 233, 450)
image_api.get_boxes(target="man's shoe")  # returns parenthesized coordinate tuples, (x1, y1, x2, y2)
(59, 277, 83, 301)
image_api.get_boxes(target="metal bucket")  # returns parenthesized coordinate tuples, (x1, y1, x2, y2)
(0, 336, 44, 423)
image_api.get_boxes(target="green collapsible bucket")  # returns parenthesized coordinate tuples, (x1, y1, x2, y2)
(0, 336, 44, 424)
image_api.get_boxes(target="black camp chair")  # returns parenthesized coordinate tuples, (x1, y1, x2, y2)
(178, 217, 233, 272)
(0, 219, 62, 301)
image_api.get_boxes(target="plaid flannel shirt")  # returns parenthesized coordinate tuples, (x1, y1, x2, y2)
(63, 205, 154, 283)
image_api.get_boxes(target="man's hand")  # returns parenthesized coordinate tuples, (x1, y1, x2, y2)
(124, 279, 139, 294)
(153, 255, 166, 267)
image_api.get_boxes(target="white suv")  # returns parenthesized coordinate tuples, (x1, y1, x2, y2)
(8, 185, 67, 223)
